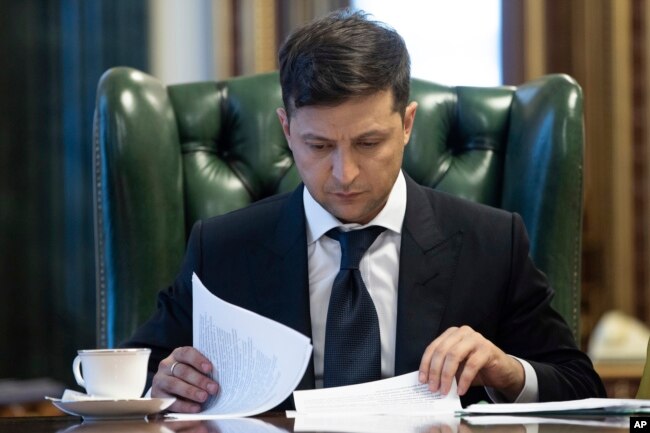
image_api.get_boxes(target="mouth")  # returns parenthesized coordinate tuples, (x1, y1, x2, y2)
(331, 191, 363, 199)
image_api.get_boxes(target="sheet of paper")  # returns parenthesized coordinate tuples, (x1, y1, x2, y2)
(464, 397, 650, 415)
(290, 371, 462, 416)
(462, 415, 629, 428)
(169, 273, 313, 420)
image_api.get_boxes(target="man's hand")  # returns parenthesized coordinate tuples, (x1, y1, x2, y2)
(152, 346, 220, 413)
(418, 326, 525, 401)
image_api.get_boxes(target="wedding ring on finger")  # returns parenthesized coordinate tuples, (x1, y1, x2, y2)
(170, 361, 180, 377)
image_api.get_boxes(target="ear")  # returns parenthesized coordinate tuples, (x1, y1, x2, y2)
(402, 101, 418, 145)
(276, 108, 291, 144)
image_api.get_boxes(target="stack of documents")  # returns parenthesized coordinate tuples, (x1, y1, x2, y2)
(289, 371, 461, 416)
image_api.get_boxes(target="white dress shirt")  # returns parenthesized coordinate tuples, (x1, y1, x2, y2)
(304, 171, 406, 388)
(303, 170, 538, 402)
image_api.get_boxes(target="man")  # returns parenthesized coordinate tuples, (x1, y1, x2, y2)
(123, 10, 605, 413)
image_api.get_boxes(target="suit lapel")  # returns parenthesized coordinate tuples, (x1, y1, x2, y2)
(394, 176, 464, 374)
(252, 184, 315, 390)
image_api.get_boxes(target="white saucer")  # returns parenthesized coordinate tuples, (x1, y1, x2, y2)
(47, 397, 176, 420)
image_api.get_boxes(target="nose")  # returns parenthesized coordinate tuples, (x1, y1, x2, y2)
(331, 147, 360, 186)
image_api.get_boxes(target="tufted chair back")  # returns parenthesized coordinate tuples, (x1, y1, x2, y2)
(94, 67, 584, 348)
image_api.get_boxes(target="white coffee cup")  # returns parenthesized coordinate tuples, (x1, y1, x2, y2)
(72, 348, 151, 399)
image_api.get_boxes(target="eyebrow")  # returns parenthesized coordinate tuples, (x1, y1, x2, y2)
(300, 128, 393, 142)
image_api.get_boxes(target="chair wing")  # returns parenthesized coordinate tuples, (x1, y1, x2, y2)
(94, 68, 583, 347)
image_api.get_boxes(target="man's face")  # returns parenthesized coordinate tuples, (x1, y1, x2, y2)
(277, 91, 417, 224)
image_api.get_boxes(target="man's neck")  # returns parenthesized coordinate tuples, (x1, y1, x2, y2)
(303, 171, 407, 243)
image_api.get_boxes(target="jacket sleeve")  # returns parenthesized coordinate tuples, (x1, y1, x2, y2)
(498, 213, 606, 401)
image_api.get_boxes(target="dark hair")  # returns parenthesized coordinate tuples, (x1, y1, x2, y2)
(278, 9, 411, 119)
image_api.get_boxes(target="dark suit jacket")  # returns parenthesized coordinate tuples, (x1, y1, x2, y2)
(124, 175, 605, 407)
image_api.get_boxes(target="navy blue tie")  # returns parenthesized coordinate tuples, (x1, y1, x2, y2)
(323, 226, 386, 388)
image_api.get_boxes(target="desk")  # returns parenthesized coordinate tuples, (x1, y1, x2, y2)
(0, 414, 631, 433)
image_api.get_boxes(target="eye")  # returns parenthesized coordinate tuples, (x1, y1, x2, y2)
(357, 141, 379, 148)
(306, 142, 330, 151)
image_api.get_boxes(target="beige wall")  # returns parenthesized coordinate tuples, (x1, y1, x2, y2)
(148, 0, 215, 84)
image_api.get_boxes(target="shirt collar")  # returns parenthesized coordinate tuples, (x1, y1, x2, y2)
(304, 170, 407, 244)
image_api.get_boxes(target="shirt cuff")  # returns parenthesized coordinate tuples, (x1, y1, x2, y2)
(485, 356, 539, 403)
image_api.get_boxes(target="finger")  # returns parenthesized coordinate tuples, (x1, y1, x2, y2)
(172, 346, 213, 375)
(153, 387, 203, 414)
(438, 332, 480, 395)
(154, 369, 213, 404)
(453, 345, 489, 396)
(418, 327, 458, 384)
(167, 360, 220, 395)
(426, 328, 469, 392)
(455, 333, 497, 395)
(162, 348, 219, 396)
(152, 353, 219, 403)
(168, 398, 202, 414)
(419, 343, 438, 384)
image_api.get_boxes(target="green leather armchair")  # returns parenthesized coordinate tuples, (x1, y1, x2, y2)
(93, 67, 584, 349)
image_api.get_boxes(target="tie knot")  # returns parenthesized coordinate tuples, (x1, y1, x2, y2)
(326, 226, 386, 269)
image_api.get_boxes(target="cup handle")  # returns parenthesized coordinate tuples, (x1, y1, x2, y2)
(72, 355, 85, 388)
